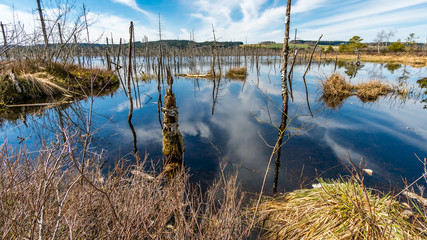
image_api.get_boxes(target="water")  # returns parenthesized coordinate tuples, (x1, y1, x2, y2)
(2, 59, 427, 193)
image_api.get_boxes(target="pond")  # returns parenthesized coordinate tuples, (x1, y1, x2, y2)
(2, 58, 427, 193)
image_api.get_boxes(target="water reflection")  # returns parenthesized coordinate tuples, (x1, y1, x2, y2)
(385, 63, 402, 74)
(417, 78, 427, 109)
(337, 60, 364, 79)
(1, 60, 427, 193)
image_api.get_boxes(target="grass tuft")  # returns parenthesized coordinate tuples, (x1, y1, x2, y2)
(225, 67, 247, 80)
(321, 73, 392, 109)
(256, 178, 424, 240)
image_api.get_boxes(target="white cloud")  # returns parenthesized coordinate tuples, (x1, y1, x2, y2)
(300, 0, 427, 28)
(111, 0, 152, 17)
(190, 0, 286, 42)
(292, 0, 327, 14)
(297, 6, 427, 41)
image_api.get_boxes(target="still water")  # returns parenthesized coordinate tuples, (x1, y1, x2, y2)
(2, 59, 427, 193)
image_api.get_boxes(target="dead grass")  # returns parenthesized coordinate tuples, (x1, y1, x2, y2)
(355, 80, 391, 102)
(256, 178, 424, 240)
(0, 60, 119, 104)
(319, 53, 427, 68)
(225, 67, 247, 80)
(321, 73, 393, 109)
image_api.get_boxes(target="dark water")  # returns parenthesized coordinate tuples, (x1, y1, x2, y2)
(2, 59, 427, 193)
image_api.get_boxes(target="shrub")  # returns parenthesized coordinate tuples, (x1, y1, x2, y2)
(389, 41, 406, 52)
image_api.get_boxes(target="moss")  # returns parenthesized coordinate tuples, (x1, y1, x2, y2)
(162, 134, 177, 156)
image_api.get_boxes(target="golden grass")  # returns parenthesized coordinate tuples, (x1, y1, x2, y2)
(0, 60, 119, 104)
(225, 67, 247, 80)
(319, 53, 427, 68)
(355, 80, 391, 102)
(256, 178, 424, 240)
(321, 73, 392, 109)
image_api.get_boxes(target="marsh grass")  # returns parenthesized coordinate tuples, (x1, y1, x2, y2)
(0, 60, 119, 104)
(225, 67, 247, 80)
(320, 53, 427, 68)
(321, 73, 393, 108)
(256, 178, 423, 240)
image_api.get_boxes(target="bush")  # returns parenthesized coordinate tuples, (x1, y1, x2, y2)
(388, 41, 406, 52)
(325, 45, 334, 53)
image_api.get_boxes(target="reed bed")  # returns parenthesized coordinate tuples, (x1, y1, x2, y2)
(256, 178, 424, 240)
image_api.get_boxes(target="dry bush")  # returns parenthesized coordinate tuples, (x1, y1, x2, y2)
(0, 134, 251, 239)
(256, 178, 424, 240)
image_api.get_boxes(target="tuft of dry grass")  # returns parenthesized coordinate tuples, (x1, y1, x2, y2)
(0, 60, 119, 104)
(225, 67, 247, 80)
(321, 73, 393, 109)
(256, 178, 424, 240)
(355, 80, 391, 102)
(320, 73, 355, 108)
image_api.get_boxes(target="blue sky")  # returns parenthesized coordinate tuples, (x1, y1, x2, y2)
(1, 0, 427, 44)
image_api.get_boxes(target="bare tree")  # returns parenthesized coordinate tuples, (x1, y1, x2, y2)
(37, 0, 49, 49)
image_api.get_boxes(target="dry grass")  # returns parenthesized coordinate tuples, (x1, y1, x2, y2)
(0, 134, 251, 239)
(256, 178, 424, 240)
(225, 67, 247, 80)
(0, 60, 119, 104)
(319, 53, 427, 68)
(321, 73, 392, 109)
(355, 80, 391, 102)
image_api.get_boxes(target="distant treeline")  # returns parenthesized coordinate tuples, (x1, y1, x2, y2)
(9, 40, 244, 51)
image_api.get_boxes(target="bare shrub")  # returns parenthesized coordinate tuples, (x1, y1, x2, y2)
(0, 135, 252, 239)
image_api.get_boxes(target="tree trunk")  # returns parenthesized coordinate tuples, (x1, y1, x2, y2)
(273, 0, 292, 196)
(1, 22, 8, 59)
(36, 0, 49, 57)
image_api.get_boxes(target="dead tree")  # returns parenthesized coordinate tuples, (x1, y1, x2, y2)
(1, 22, 8, 59)
(37, 0, 49, 60)
(273, 0, 292, 196)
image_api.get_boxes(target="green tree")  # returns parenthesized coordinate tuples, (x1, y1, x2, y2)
(388, 40, 406, 52)
(405, 33, 418, 50)
(338, 43, 347, 52)
(325, 45, 334, 53)
(347, 36, 367, 51)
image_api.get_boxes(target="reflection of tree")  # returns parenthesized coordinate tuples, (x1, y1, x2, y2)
(398, 66, 410, 85)
(337, 61, 364, 79)
(384, 63, 401, 74)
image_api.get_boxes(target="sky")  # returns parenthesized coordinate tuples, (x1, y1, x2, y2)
(1, 0, 427, 44)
